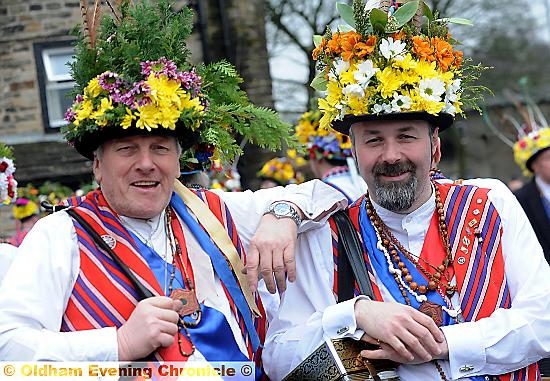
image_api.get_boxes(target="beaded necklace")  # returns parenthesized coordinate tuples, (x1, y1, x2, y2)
(364, 181, 459, 381)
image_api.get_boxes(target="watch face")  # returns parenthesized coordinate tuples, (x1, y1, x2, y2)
(274, 202, 291, 215)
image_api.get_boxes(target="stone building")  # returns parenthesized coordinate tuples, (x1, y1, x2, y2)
(0, 0, 275, 239)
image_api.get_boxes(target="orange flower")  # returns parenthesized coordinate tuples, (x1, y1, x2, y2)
(339, 31, 362, 61)
(412, 36, 435, 62)
(452, 50, 463, 69)
(392, 30, 405, 40)
(432, 37, 455, 72)
(355, 35, 377, 59)
(312, 38, 326, 60)
(327, 34, 343, 55)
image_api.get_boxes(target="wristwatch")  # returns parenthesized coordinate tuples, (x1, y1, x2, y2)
(264, 202, 302, 226)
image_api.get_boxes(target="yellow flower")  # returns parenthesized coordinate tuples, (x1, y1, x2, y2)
(136, 104, 160, 130)
(74, 99, 94, 125)
(393, 54, 417, 71)
(414, 60, 438, 79)
(85, 78, 102, 98)
(121, 109, 136, 129)
(376, 67, 403, 99)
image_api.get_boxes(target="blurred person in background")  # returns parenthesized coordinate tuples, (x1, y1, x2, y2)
(257, 150, 306, 189)
(296, 108, 367, 202)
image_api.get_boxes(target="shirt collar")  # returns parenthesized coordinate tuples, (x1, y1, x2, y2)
(535, 176, 550, 201)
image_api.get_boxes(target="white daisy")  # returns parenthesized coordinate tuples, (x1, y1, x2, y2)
(373, 103, 392, 114)
(354, 60, 379, 86)
(419, 78, 446, 102)
(329, 58, 351, 80)
(379, 37, 406, 60)
(342, 84, 365, 98)
(391, 92, 412, 112)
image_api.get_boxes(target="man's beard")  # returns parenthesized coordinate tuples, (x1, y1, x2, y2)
(373, 161, 418, 212)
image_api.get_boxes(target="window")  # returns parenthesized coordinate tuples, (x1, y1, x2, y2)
(34, 41, 75, 131)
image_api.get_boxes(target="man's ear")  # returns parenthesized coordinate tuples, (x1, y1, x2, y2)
(92, 155, 102, 184)
(432, 129, 441, 165)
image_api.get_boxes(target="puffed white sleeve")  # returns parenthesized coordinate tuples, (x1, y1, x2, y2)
(0, 211, 118, 360)
(440, 179, 550, 379)
(261, 224, 367, 380)
(215, 179, 348, 247)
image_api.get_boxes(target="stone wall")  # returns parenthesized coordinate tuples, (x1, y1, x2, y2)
(0, 0, 81, 138)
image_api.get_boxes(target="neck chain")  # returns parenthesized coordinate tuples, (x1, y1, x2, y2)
(165, 206, 198, 358)
(365, 182, 456, 381)
(122, 212, 164, 248)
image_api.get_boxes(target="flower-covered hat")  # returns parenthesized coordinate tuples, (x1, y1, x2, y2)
(295, 109, 352, 162)
(257, 150, 307, 186)
(312, 0, 487, 134)
(514, 127, 550, 175)
(0, 143, 17, 205)
(64, 0, 295, 164)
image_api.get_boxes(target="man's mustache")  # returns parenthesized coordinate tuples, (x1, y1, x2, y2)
(373, 161, 416, 177)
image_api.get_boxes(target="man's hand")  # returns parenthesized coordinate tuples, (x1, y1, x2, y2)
(354, 299, 447, 364)
(117, 296, 183, 361)
(245, 214, 297, 294)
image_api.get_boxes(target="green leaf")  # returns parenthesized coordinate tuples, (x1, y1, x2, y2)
(437, 17, 473, 26)
(370, 8, 388, 33)
(393, 0, 419, 28)
(337, 3, 356, 29)
(310, 72, 328, 91)
(422, 1, 434, 21)
(313, 35, 323, 48)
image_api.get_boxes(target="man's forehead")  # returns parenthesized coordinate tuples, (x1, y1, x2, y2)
(108, 135, 177, 144)
(351, 120, 430, 134)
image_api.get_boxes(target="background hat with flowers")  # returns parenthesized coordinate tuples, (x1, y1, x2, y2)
(257, 150, 307, 186)
(295, 108, 353, 162)
(12, 184, 40, 221)
(311, 0, 488, 134)
(483, 78, 550, 176)
(0, 142, 17, 205)
(63, 0, 296, 166)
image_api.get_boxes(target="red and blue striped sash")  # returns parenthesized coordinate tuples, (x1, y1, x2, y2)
(330, 183, 539, 380)
(61, 189, 266, 367)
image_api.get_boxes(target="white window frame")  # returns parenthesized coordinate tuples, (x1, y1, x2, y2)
(34, 41, 76, 131)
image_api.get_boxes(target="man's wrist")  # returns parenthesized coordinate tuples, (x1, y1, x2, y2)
(264, 201, 303, 226)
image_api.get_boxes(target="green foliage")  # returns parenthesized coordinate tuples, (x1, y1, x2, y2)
(337, 3, 356, 29)
(0, 143, 14, 160)
(70, 0, 193, 89)
(353, 0, 372, 36)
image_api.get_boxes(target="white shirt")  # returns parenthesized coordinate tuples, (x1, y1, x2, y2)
(323, 169, 368, 204)
(535, 176, 550, 203)
(263, 178, 550, 381)
(0, 243, 17, 286)
(0, 180, 346, 361)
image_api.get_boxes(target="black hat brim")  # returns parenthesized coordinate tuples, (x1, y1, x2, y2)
(73, 125, 201, 160)
(331, 112, 454, 135)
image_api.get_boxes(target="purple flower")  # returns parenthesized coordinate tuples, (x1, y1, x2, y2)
(97, 72, 123, 92)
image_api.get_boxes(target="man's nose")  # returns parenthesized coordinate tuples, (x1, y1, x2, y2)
(135, 150, 155, 170)
(380, 140, 401, 164)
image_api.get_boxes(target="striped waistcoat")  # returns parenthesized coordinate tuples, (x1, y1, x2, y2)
(60, 189, 266, 365)
(329, 182, 540, 380)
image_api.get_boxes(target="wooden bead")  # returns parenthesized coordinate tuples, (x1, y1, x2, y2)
(418, 285, 427, 294)
(401, 268, 409, 275)
(398, 261, 406, 269)
(433, 272, 441, 279)
(428, 281, 437, 290)
(405, 274, 413, 282)
(438, 264, 445, 272)
(410, 282, 418, 290)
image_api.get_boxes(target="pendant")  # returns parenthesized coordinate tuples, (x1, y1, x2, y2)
(418, 300, 443, 327)
(170, 288, 202, 327)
